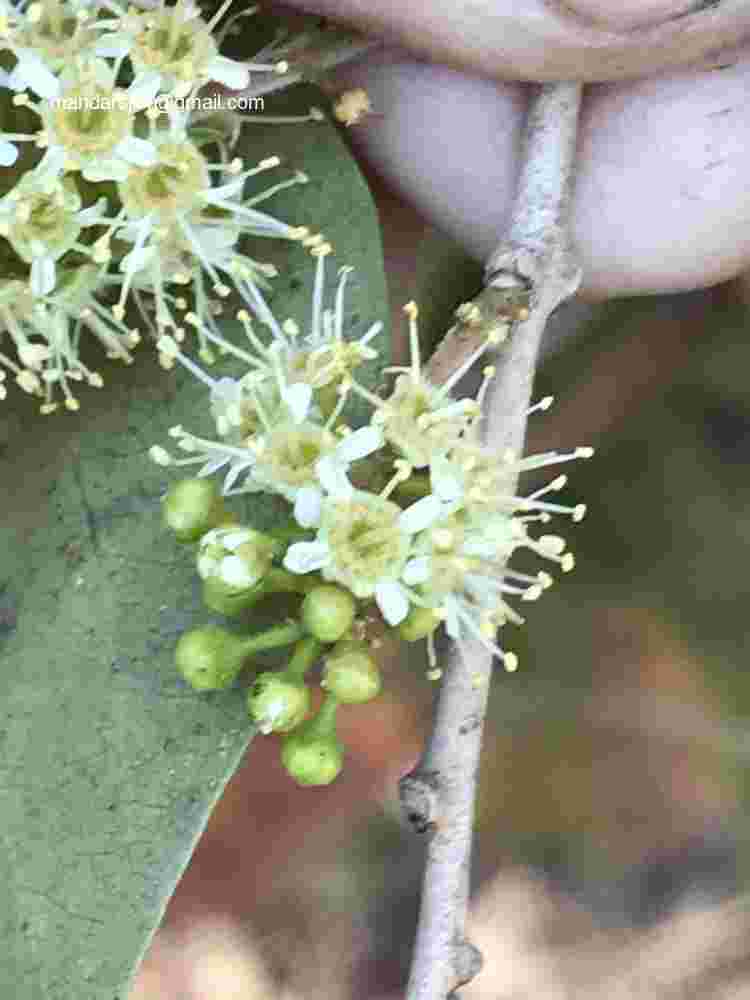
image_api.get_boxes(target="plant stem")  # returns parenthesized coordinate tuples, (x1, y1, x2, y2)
(262, 567, 318, 595)
(286, 636, 323, 680)
(241, 620, 305, 655)
(306, 691, 340, 737)
(401, 81, 584, 1000)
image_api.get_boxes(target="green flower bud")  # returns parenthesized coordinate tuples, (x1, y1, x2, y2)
(398, 606, 442, 642)
(248, 673, 311, 734)
(197, 526, 277, 593)
(247, 636, 321, 733)
(323, 641, 381, 704)
(175, 625, 249, 691)
(163, 478, 227, 543)
(301, 584, 356, 643)
(176, 621, 304, 690)
(202, 568, 315, 617)
(281, 695, 343, 787)
(202, 576, 265, 617)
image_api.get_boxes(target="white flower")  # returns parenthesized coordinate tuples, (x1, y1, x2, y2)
(0, 167, 108, 295)
(349, 302, 495, 469)
(429, 393, 591, 525)
(0, 265, 139, 412)
(33, 58, 158, 182)
(295, 257, 383, 389)
(172, 249, 383, 402)
(113, 122, 307, 330)
(284, 488, 443, 625)
(196, 525, 276, 592)
(95, 0, 286, 96)
(4, 0, 104, 78)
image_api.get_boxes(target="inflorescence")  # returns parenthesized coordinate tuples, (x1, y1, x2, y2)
(154, 253, 593, 785)
(0, 0, 324, 411)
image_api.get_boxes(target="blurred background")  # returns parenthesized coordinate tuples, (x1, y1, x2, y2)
(130, 163, 750, 999)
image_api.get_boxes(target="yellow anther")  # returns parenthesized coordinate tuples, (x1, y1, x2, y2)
(433, 529, 454, 552)
(333, 88, 372, 127)
(503, 652, 519, 673)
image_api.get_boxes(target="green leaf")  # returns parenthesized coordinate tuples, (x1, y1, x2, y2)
(0, 89, 389, 999)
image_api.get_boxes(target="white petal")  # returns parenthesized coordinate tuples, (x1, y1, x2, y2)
(196, 554, 219, 579)
(94, 35, 132, 58)
(283, 541, 331, 574)
(403, 556, 431, 586)
(11, 53, 60, 99)
(208, 55, 250, 90)
(0, 140, 18, 166)
(282, 382, 312, 424)
(220, 555, 257, 589)
(38, 147, 67, 177)
(443, 598, 460, 640)
(334, 425, 383, 464)
(375, 580, 410, 626)
(398, 495, 443, 536)
(82, 159, 129, 183)
(222, 529, 254, 551)
(114, 136, 157, 166)
(76, 197, 108, 224)
(294, 487, 322, 529)
(316, 456, 352, 499)
(30, 257, 55, 297)
(430, 456, 464, 503)
(127, 71, 162, 110)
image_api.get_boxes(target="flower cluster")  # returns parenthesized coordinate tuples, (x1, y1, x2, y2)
(154, 255, 592, 784)
(0, 0, 322, 411)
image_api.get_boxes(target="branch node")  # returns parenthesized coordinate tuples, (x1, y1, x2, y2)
(399, 771, 440, 836)
(452, 938, 484, 989)
(424, 284, 530, 386)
